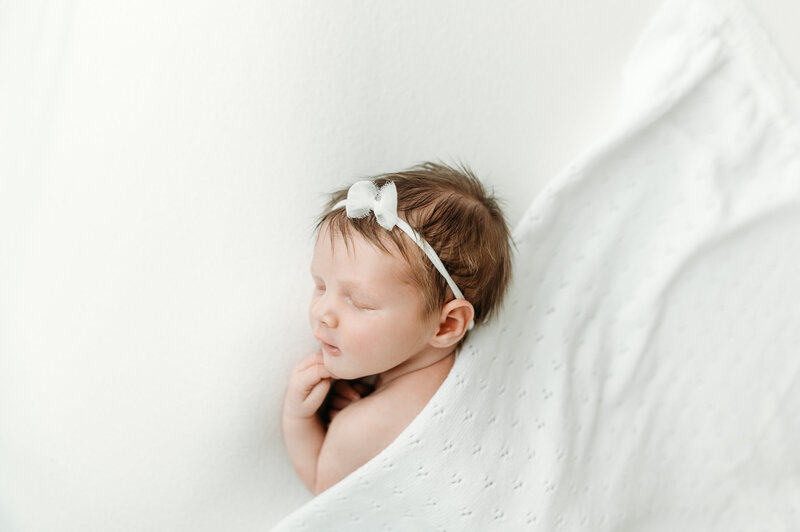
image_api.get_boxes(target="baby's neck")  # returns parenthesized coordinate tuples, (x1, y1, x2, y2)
(373, 350, 455, 393)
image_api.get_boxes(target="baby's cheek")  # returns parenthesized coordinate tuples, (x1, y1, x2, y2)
(348, 327, 381, 363)
(347, 321, 368, 345)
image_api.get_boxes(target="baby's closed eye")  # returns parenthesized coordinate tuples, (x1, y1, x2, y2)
(348, 297, 374, 311)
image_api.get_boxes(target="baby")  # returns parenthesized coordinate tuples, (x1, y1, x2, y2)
(282, 161, 514, 495)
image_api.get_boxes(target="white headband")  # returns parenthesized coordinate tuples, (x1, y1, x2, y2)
(333, 180, 475, 331)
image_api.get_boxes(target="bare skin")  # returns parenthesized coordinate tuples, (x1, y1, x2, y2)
(282, 223, 473, 494)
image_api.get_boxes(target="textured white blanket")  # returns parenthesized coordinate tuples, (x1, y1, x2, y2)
(274, 0, 800, 529)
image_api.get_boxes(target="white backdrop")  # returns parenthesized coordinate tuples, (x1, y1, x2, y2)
(1, 1, 798, 530)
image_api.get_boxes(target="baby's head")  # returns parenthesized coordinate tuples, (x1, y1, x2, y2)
(310, 162, 514, 366)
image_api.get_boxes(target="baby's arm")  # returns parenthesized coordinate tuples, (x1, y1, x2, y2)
(282, 351, 333, 492)
(315, 396, 400, 493)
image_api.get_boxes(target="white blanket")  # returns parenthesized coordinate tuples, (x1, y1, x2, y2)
(274, 0, 800, 529)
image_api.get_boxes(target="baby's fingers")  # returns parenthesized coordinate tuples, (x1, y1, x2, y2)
(294, 350, 324, 373)
(330, 394, 355, 410)
(351, 381, 373, 396)
(332, 380, 361, 400)
(305, 377, 332, 410)
(296, 361, 332, 391)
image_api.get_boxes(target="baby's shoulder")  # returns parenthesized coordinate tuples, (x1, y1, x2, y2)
(324, 380, 426, 452)
(315, 387, 408, 490)
(333, 383, 409, 434)
(315, 369, 450, 491)
(339, 375, 440, 438)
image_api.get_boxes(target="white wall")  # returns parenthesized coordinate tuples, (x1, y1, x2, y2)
(1, 1, 797, 530)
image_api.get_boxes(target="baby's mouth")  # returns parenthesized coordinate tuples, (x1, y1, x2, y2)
(321, 341, 340, 356)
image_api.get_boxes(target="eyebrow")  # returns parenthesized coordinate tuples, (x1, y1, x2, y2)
(310, 270, 382, 300)
(310, 270, 366, 290)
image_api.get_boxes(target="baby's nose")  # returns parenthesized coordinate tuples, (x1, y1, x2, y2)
(311, 294, 337, 328)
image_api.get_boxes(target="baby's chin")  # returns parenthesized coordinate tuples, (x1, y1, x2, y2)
(322, 361, 365, 381)
(321, 359, 343, 380)
(325, 367, 354, 380)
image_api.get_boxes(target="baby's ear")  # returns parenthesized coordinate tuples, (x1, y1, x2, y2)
(432, 300, 474, 348)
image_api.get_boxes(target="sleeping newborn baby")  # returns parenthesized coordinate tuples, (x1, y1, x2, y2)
(282, 161, 514, 494)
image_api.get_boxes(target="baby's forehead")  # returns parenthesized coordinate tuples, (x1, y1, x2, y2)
(313, 227, 418, 286)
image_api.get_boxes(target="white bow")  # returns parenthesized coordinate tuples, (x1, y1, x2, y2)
(342, 180, 398, 230)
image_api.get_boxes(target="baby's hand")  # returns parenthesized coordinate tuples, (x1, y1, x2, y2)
(283, 351, 333, 419)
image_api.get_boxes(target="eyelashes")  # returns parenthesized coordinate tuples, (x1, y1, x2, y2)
(350, 299, 375, 310)
(313, 286, 373, 311)
(352, 301, 372, 311)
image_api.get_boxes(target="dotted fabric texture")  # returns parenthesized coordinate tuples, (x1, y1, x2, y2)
(273, 0, 800, 529)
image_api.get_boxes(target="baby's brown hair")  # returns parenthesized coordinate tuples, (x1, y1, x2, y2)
(312, 161, 515, 352)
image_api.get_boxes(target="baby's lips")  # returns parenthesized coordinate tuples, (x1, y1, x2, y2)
(318, 339, 341, 355)
(314, 333, 338, 350)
